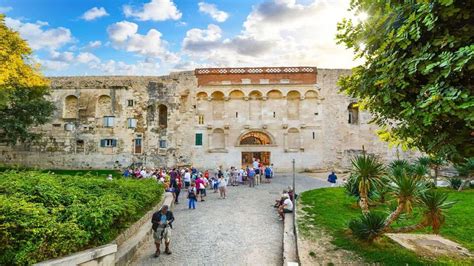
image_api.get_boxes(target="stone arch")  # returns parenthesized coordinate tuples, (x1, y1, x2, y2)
(348, 102, 359, 124)
(211, 91, 225, 120)
(249, 90, 262, 99)
(196, 92, 208, 100)
(158, 104, 168, 128)
(239, 130, 274, 146)
(288, 127, 300, 150)
(305, 90, 318, 99)
(64, 95, 78, 119)
(229, 90, 245, 99)
(212, 128, 225, 149)
(267, 90, 283, 99)
(287, 91, 300, 120)
(96, 95, 112, 117)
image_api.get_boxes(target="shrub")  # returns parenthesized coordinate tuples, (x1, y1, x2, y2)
(448, 178, 462, 190)
(0, 170, 163, 264)
(349, 212, 387, 242)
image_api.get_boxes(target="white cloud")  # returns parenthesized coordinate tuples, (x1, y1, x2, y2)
(77, 52, 100, 64)
(5, 17, 73, 50)
(181, 0, 359, 69)
(198, 2, 229, 22)
(91, 59, 162, 75)
(81, 7, 109, 21)
(107, 21, 179, 62)
(0, 6, 12, 13)
(123, 0, 182, 21)
(50, 51, 74, 62)
(85, 40, 102, 49)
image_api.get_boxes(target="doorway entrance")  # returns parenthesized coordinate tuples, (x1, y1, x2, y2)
(241, 152, 270, 167)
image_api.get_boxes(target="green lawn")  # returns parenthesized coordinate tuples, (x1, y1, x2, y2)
(298, 187, 474, 265)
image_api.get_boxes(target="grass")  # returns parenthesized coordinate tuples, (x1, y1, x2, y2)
(298, 187, 474, 265)
(0, 166, 121, 177)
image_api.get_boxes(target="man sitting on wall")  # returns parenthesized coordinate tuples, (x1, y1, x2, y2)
(278, 195, 293, 221)
(151, 205, 175, 257)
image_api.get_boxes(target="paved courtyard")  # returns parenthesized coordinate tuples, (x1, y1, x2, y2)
(133, 173, 328, 266)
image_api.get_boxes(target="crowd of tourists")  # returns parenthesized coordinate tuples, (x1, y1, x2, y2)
(122, 159, 296, 258)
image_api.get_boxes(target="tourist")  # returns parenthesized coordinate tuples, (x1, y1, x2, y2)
(278, 195, 293, 221)
(195, 174, 205, 202)
(248, 167, 256, 187)
(237, 167, 243, 185)
(198, 174, 207, 201)
(170, 172, 181, 204)
(264, 165, 272, 183)
(253, 158, 260, 185)
(211, 174, 219, 193)
(218, 174, 227, 199)
(274, 190, 289, 208)
(183, 169, 191, 188)
(328, 171, 338, 187)
(122, 168, 131, 178)
(151, 204, 174, 257)
(188, 182, 197, 209)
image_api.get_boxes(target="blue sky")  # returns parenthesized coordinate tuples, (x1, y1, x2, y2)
(1, 0, 359, 76)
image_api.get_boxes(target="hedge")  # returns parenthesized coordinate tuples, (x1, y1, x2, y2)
(0, 170, 163, 265)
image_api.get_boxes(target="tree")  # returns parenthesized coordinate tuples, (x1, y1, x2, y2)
(350, 154, 385, 213)
(336, 0, 474, 163)
(0, 15, 54, 145)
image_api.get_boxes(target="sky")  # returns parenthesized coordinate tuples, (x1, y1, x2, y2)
(1, 0, 360, 76)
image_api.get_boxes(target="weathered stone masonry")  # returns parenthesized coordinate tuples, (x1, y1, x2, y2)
(0, 67, 416, 171)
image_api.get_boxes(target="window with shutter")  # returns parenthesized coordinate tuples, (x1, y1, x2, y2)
(195, 133, 203, 146)
(103, 116, 114, 127)
(128, 118, 137, 128)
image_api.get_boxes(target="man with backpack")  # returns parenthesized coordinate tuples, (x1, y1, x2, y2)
(151, 205, 175, 257)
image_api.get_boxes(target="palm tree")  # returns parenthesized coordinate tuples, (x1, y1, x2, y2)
(350, 154, 385, 214)
(429, 156, 446, 187)
(383, 170, 427, 229)
(455, 158, 474, 191)
(393, 189, 455, 233)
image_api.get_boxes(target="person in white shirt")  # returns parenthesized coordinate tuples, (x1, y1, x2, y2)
(183, 169, 191, 188)
(278, 195, 293, 221)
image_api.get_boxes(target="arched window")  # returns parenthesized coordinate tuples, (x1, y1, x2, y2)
(212, 128, 225, 149)
(97, 95, 112, 117)
(267, 90, 283, 99)
(196, 92, 208, 100)
(64, 95, 78, 119)
(211, 91, 225, 120)
(287, 91, 300, 120)
(288, 128, 300, 150)
(229, 90, 245, 99)
(158, 104, 168, 128)
(348, 102, 359, 124)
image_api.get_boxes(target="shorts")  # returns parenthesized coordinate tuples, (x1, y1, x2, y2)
(200, 188, 206, 195)
(255, 169, 260, 174)
(265, 175, 271, 179)
(283, 208, 292, 213)
(153, 226, 171, 243)
(184, 181, 190, 188)
(213, 183, 218, 189)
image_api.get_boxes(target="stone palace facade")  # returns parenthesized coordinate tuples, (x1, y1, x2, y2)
(0, 67, 415, 171)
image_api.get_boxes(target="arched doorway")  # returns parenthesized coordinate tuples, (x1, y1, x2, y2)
(239, 130, 273, 167)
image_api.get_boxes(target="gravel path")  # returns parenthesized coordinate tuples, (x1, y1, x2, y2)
(132, 173, 328, 266)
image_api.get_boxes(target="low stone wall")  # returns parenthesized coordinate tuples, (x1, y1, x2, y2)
(34, 192, 174, 266)
(34, 244, 117, 266)
(283, 212, 299, 266)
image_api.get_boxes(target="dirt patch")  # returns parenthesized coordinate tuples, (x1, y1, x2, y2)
(297, 206, 363, 265)
(386, 233, 473, 260)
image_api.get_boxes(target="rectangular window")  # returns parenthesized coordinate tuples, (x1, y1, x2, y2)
(236, 112, 238, 118)
(312, 132, 315, 140)
(195, 133, 203, 146)
(127, 100, 134, 107)
(103, 116, 114, 127)
(100, 139, 117, 147)
(159, 140, 167, 148)
(64, 123, 74, 131)
(260, 79, 269, 84)
(127, 118, 137, 128)
(241, 78, 251, 84)
(134, 138, 142, 154)
(280, 79, 290, 84)
(273, 112, 276, 118)
(198, 114, 205, 125)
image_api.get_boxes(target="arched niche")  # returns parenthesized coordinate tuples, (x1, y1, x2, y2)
(196, 92, 208, 100)
(97, 95, 112, 117)
(64, 95, 78, 119)
(267, 90, 283, 99)
(229, 90, 245, 99)
(211, 91, 225, 120)
(348, 102, 359, 124)
(237, 129, 276, 146)
(287, 91, 300, 120)
(158, 104, 168, 128)
(305, 90, 318, 99)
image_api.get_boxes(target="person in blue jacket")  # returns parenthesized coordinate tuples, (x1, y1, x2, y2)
(327, 171, 337, 187)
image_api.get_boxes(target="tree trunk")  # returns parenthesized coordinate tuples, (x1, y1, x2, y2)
(434, 167, 439, 187)
(383, 202, 404, 230)
(359, 191, 369, 214)
(390, 223, 426, 233)
(458, 177, 472, 192)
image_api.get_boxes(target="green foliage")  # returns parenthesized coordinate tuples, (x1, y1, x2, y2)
(0, 170, 163, 265)
(0, 15, 55, 145)
(337, 1, 474, 163)
(447, 177, 462, 189)
(299, 188, 473, 264)
(350, 154, 385, 212)
(349, 212, 387, 242)
(419, 189, 455, 234)
(455, 157, 474, 178)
